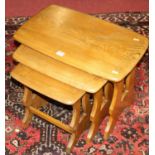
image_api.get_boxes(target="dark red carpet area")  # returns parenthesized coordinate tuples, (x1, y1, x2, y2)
(6, 0, 149, 17)
(5, 13, 149, 155)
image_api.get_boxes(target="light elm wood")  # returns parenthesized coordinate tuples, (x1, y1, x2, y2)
(13, 45, 107, 93)
(67, 93, 91, 152)
(22, 87, 33, 127)
(29, 105, 74, 133)
(14, 5, 148, 81)
(11, 64, 92, 152)
(87, 69, 135, 141)
(87, 82, 113, 142)
(104, 68, 136, 140)
(22, 88, 91, 153)
(22, 87, 48, 128)
(11, 4, 147, 147)
(11, 64, 85, 105)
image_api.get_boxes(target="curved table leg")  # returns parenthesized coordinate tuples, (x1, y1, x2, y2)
(22, 87, 33, 128)
(67, 93, 91, 153)
(104, 69, 136, 140)
(87, 82, 113, 142)
(22, 87, 48, 128)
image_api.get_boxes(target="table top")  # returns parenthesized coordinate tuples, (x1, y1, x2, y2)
(11, 64, 85, 105)
(13, 45, 107, 93)
(14, 5, 148, 82)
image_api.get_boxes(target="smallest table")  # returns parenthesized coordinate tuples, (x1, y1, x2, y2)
(11, 63, 88, 153)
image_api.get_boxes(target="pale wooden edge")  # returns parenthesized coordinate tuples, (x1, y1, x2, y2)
(13, 44, 107, 93)
(11, 64, 85, 105)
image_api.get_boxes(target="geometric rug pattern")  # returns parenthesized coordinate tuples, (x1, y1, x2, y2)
(5, 12, 149, 155)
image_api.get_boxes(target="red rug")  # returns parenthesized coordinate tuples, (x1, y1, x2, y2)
(5, 13, 149, 155)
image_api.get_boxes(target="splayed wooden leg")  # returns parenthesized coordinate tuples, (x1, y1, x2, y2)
(67, 94, 91, 153)
(104, 69, 135, 140)
(87, 82, 113, 142)
(22, 87, 33, 128)
(22, 87, 48, 128)
(104, 116, 117, 140)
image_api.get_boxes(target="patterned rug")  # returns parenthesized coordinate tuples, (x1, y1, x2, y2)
(5, 13, 149, 155)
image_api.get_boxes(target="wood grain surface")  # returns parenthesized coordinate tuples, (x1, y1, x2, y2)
(14, 5, 148, 81)
(11, 64, 85, 105)
(13, 45, 107, 93)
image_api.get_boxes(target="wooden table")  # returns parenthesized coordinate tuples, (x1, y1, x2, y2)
(14, 5, 148, 82)
(13, 5, 148, 144)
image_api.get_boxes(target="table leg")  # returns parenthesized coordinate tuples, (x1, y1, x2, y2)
(67, 93, 91, 153)
(104, 69, 135, 140)
(87, 82, 113, 142)
(22, 87, 48, 128)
